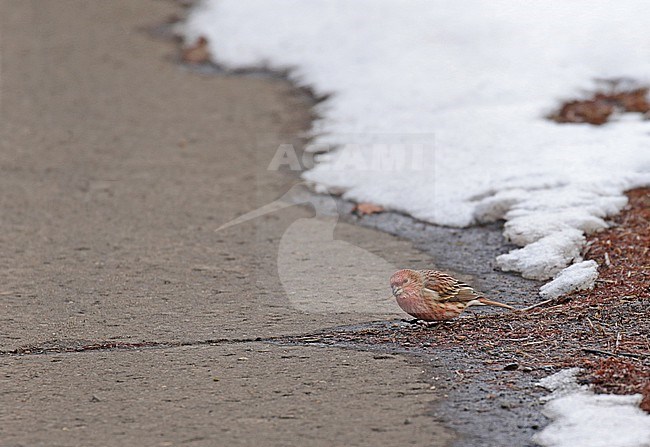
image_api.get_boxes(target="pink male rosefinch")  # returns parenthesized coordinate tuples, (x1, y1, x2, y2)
(390, 269, 514, 321)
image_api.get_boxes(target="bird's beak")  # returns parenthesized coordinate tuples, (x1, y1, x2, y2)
(391, 285, 403, 296)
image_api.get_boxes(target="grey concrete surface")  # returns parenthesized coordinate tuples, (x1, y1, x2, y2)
(0, 1, 453, 445)
(0, 344, 453, 447)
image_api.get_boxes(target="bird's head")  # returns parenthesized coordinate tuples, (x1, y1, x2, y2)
(390, 269, 421, 297)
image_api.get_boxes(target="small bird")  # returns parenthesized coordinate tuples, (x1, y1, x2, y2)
(390, 269, 514, 321)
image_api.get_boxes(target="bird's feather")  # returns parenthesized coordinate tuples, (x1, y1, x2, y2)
(418, 269, 481, 303)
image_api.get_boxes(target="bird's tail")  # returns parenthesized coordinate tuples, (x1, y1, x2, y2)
(477, 297, 514, 310)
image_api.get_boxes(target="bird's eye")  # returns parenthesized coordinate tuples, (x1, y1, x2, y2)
(403, 278, 409, 284)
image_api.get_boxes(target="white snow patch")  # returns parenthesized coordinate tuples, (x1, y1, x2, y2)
(534, 369, 650, 447)
(539, 260, 599, 299)
(183, 0, 650, 295)
(537, 368, 586, 399)
(497, 229, 585, 280)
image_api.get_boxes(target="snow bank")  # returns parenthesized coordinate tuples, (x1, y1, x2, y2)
(497, 229, 586, 280)
(183, 0, 650, 295)
(534, 369, 650, 447)
(539, 260, 599, 299)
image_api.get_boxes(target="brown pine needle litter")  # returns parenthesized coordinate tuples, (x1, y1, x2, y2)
(549, 80, 650, 125)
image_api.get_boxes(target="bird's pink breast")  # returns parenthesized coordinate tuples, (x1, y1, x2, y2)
(395, 292, 462, 321)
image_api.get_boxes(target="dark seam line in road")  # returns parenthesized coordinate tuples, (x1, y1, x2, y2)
(0, 336, 276, 358)
(0, 332, 356, 358)
(0, 321, 400, 358)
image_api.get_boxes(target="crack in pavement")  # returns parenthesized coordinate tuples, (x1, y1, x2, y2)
(0, 336, 271, 357)
(0, 321, 391, 357)
(0, 320, 411, 358)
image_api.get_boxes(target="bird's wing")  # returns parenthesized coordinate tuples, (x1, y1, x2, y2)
(418, 270, 480, 303)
